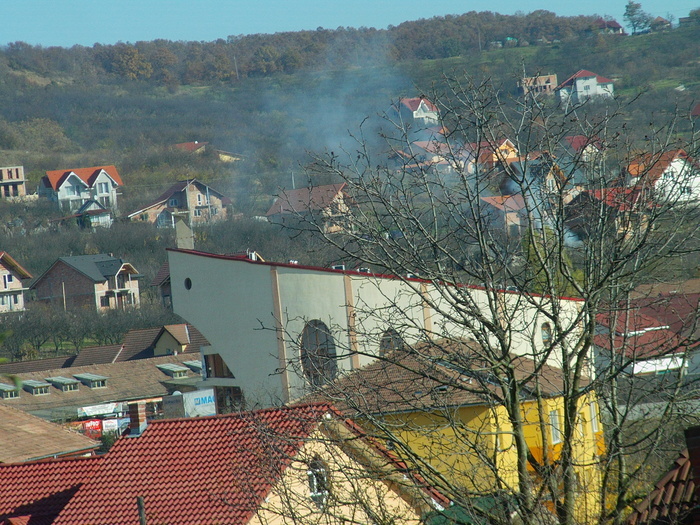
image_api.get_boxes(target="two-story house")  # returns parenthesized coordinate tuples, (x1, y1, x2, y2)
(127, 179, 231, 227)
(555, 70, 614, 106)
(266, 183, 354, 234)
(31, 254, 140, 312)
(39, 166, 122, 212)
(626, 149, 700, 203)
(0, 166, 27, 200)
(0, 251, 32, 313)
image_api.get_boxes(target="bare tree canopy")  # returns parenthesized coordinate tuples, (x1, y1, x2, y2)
(293, 74, 700, 524)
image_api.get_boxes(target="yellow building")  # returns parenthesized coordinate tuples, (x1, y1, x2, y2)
(321, 339, 605, 524)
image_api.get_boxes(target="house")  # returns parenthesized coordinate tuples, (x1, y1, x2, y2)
(625, 149, 700, 203)
(594, 292, 700, 377)
(0, 323, 207, 375)
(0, 404, 98, 463)
(395, 96, 439, 127)
(166, 248, 583, 408)
(127, 179, 231, 227)
(0, 353, 204, 421)
(466, 137, 520, 169)
(266, 183, 354, 233)
(50, 200, 113, 229)
(650, 16, 672, 31)
(555, 70, 614, 106)
(32, 254, 140, 312)
(0, 166, 27, 200)
(591, 17, 625, 34)
(174, 141, 243, 163)
(518, 74, 558, 96)
(564, 135, 605, 165)
(39, 165, 122, 212)
(0, 251, 31, 313)
(151, 260, 171, 307)
(0, 403, 447, 525)
(479, 194, 528, 237)
(626, 426, 700, 524)
(317, 339, 605, 524)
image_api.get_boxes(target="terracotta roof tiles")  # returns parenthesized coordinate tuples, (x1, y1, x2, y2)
(0, 456, 101, 524)
(43, 166, 122, 191)
(266, 183, 348, 216)
(556, 70, 613, 90)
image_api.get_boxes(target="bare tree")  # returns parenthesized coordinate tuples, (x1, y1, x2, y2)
(290, 74, 700, 525)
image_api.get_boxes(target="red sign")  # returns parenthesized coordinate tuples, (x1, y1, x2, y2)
(82, 419, 103, 439)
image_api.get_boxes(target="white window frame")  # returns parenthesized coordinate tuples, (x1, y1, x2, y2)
(307, 458, 330, 509)
(550, 410, 562, 444)
(590, 402, 599, 433)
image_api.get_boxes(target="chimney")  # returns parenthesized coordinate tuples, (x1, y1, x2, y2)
(129, 402, 147, 436)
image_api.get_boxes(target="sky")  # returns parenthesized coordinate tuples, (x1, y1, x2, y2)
(1, 0, 697, 48)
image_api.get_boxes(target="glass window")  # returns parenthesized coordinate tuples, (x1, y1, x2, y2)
(300, 320, 337, 387)
(205, 354, 234, 378)
(590, 402, 599, 433)
(541, 322, 552, 347)
(550, 410, 562, 444)
(379, 328, 404, 357)
(100, 295, 110, 307)
(308, 457, 330, 509)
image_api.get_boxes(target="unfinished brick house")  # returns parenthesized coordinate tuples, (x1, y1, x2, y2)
(0, 166, 27, 199)
(31, 254, 140, 312)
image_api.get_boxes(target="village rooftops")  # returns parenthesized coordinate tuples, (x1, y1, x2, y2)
(555, 70, 614, 90)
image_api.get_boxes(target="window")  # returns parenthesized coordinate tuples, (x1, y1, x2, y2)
(63, 382, 79, 392)
(91, 379, 106, 388)
(0, 296, 6, 306)
(584, 85, 591, 91)
(1, 389, 18, 399)
(215, 386, 244, 414)
(681, 186, 692, 195)
(300, 320, 338, 387)
(550, 410, 562, 444)
(307, 457, 330, 509)
(97, 182, 109, 194)
(590, 402, 599, 433)
(13, 294, 18, 305)
(379, 328, 404, 357)
(100, 295, 110, 307)
(212, 207, 219, 215)
(197, 193, 203, 205)
(33, 386, 49, 395)
(194, 209, 202, 217)
(541, 323, 552, 347)
(99, 196, 110, 207)
(205, 353, 234, 378)
(169, 198, 178, 207)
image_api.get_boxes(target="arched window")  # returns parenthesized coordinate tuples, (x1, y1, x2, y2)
(379, 328, 404, 357)
(541, 322, 552, 347)
(300, 320, 337, 387)
(307, 456, 330, 509)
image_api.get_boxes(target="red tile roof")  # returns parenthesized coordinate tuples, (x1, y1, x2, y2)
(556, 70, 613, 90)
(480, 194, 526, 212)
(627, 149, 695, 184)
(174, 141, 208, 152)
(593, 17, 623, 30)
(266, 183, 348, 216)
(0, 456, 101, 525)
(564, 135, 603, 153)
(53, 404, 336, 524)
(627, 449, 697, 524)
(399, 96, 438, 113)
(43, 166, 122, 191)
(585, 187, 651, 212)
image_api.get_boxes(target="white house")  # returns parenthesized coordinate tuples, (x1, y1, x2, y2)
(626, 149, 700, 203)
(555, 70, 614, 106)
(0, 251, 32, 313)
(167, 249, 584, 408)
(39, 166, 123, 212)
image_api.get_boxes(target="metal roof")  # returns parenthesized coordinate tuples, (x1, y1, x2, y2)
(73, 373, 108, 381)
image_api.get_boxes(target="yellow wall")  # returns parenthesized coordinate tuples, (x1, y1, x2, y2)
(250, 429, 427, 525)
(364, 394, 604, 523)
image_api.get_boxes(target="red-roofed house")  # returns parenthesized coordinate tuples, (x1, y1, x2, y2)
(39, 165, 123, 212)
(266, 183, 354, 233)
(396, 96, 439, 127)
(479, 194, 528, 236)
(43, 403, 443, 525)
(0, 251, 31, 313)
(591, 17, 625, 34)
(556, 70, 614, 106)
(127, 179, 231, 227)
(625, 149, 700, 203)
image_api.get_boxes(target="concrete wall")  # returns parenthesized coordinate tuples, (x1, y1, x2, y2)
(170, 250, 584, 405)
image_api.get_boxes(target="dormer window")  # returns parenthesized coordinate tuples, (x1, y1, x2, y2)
(183, 360, 203, 373)
(46, 376, 80, 392)
(156, 363, 189, 379)
(74, 373, 108, 389)
(23, 380, 51, 396)
(0, 383, 19, 399)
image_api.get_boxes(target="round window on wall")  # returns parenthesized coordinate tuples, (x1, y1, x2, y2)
(184, 278, 192, 290)
(300, 320, 337, 387)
